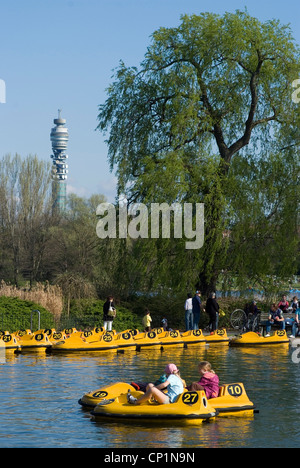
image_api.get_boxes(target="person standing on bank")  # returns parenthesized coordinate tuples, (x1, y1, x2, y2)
(142, 308, 152, 332)
(103, 295, 116, 332)
(206, 292, 220, 333)
(184, 293, 193, 331)
(192, 291, 202, 330)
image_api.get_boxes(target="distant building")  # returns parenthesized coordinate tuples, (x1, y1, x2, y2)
(50, 110, 69, 212)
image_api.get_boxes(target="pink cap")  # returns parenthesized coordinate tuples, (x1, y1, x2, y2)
(164, 363, 178, 374)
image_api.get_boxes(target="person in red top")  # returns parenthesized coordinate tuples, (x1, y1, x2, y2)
(188, 361, 220, 399)
(278, 295, 289, 313)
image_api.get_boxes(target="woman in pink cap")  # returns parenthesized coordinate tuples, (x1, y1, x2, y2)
(127, 363, 184, 405)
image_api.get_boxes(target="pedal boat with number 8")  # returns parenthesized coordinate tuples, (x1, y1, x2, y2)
(79, 381, 256, 418)
(90, 388, 217, 424)
(229, 330, 290, 346)
(50, 331, 118, 352)
(17, 331, 52, 352)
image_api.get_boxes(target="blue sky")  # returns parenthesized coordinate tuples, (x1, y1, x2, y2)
(0, 0, 299, 202)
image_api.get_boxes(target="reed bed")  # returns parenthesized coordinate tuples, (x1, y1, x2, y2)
(0, 281, 63, 322)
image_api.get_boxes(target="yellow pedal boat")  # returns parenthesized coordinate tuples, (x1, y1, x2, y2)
(204, 329, 230, 344)
(51, 331, 118, 352)
(211, 382, 256, 417)
(230, 330, 290, 346)
(158, 330, 185, 348)
(18, 331, 52, 352)
(79, 381, 256, 418)
(79, 382, 136, 408)
(0, 332, 21, 352)
(90, 388, 217, 424)
(133, 331, 162, 350)
(112, 331, 137, 350)
(180, 329, 206, 346)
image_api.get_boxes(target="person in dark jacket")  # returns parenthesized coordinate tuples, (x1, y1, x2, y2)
(103, 295, 116, 331)
(205, 292, 220, 333)
(192, 291, 202, 330)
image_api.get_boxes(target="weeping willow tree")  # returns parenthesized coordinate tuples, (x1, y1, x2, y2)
(97, 10, 300, 296)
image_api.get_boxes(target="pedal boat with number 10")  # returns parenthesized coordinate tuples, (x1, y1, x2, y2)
(90, 388, 217, 424)
(79, 381, 256, 418)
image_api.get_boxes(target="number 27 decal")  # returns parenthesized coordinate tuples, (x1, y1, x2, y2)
(182, 392, 199, 405)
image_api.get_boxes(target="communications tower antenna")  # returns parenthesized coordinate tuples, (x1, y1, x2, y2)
(50, 110, 69, 212)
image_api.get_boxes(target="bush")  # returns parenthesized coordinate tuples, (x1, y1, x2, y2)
(56, 295, 274, 332)
(0, 296, 55, 332)
(60, 298, 143, 331)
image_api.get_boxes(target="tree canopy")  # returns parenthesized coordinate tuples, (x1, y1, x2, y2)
(97, 10, 300, 295)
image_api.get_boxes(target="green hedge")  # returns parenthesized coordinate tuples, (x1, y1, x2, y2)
(0, 294, 273, 334)
(60, 298, 143, 332)
(0, 296, 55, 332)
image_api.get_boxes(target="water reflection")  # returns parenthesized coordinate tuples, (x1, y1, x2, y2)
(0, 343, 298, 447)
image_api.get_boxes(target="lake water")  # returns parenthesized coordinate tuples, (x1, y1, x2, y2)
(0, 343, 299, 449)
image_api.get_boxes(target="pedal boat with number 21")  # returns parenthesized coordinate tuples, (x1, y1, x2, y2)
(230, 330, 290, 346)
(79, 381, 256, 418)
(0, 332, 21, 353)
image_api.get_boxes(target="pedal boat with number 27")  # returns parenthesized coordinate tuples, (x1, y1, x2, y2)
(79, 381, 256, 418)
(230, 330, 290, 346)
(90, 388, 217, 424)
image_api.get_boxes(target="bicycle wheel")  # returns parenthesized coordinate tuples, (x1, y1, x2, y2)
(230, 309, 247, 330)
(251, 315, 260, 332)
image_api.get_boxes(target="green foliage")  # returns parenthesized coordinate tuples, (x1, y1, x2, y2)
(97, 10, 300, 296)
(0, 296, 55, 332)
(61, 298, 143, 331)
